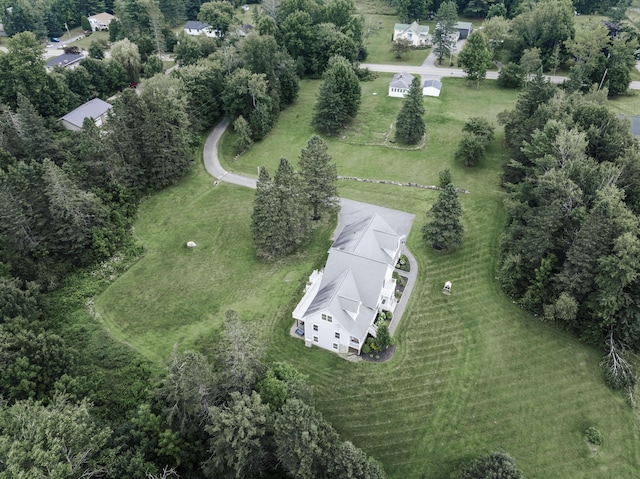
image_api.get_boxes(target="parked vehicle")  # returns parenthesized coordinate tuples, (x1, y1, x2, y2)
(50, 37, 60, 42)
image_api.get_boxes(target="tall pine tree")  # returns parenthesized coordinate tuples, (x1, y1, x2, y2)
(298, 135, 338, 220)
(312, 55, 361, 135)
(251, 160, 311, 259)
(394, 77, 426, 145)
(422, 183, 464, 250)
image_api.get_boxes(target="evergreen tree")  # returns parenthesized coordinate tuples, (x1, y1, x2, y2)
(251, 160, 310, 259)
(458, 30, 493, 88)
(394, 76, 426, 145)
(433, 1, 458, 65)
(298, 135, 338, 220)
(204, 391, 272, 479)
(233, 116, 253, 154)
(251, 167, 278, 259)
(275, 399, 340, 479)
(273, 157, 311, 255)
(422, 183, 464, 250)
(312, 55, 361, 135)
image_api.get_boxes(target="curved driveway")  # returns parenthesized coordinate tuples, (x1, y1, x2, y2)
(202, 120, 419, 337)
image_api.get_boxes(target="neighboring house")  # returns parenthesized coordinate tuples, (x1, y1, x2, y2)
(619, 114, 640, 136)
(423, 79, 442, 97)
(88, 12, 116, 31)
(393, 21, 431, 47)
(59, 98, 112, 131)
(46, 53, 84, 70)
(242, 4, 250, 10)
(183, 20, 220, 38)
(456, 21, 473, 40)
(389, 72, 415, 97)
(238, 23, 254, 36)
(293, 214, 405, 355)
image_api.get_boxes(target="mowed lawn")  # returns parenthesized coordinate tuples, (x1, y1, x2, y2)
(95, 78, 640, 478)
(93, 167, 335, 363)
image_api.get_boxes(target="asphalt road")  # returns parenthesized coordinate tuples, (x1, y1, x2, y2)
(361, 61, 640, 90)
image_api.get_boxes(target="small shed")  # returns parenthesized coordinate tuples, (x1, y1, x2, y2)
(389, 72, 415, 98)
(59, 98, 113, 131)
(456, 21, 473, 40)
(422, 79, 442, 97)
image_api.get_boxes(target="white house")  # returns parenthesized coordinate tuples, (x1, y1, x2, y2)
(393, 21, 430, 47)
(293, 214, 405, 356)
(88, 12, 116, 31)
(423, 79, 442, 97)
(59, 98, 112, 131)
(388, 72, 415, 97)
(183, 20, 220, 38)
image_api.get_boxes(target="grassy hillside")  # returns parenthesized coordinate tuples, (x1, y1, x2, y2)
(95, 77, 640, 478)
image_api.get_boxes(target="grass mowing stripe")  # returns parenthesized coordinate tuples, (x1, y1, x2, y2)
(94, 76, 640, 478)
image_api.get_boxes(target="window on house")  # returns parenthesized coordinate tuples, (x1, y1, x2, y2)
(313, 324, 318, 331)
(313, 336, 319, 343)
(327, 315, 332, 323)
(321, 313, 326, 321)
(335, 332, 340, 339)
(332, 343, 338, 350)
(350, 336, 359, 344)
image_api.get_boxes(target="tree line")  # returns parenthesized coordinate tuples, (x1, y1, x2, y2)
(0, 310, 385, 478)
(498, 72, 640, 392)
(393, 0, 631, 26)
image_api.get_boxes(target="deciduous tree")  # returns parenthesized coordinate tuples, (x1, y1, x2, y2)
(458, 30, 493, 88)
(458, 452, 523, 479)
(198, 1, 236, 38)
(110, 38, 142, 83)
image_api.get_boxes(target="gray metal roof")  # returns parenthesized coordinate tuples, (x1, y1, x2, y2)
(390, 72, 414, 90)
(184, 20, 210, 30)
(46, 53, 83, 68)
(331, 214, 402, 264)
(60, 98, 112, 128)
(300, 214, 403, 337)
(423, 79, 442, 90)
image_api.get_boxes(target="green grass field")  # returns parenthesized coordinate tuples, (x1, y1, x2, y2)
(94, 76, 640, 478)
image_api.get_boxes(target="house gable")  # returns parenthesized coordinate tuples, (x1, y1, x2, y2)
(293, 214, 404, 355)
(59, 98, 113, 131)
(88, 12, 116, 31)
(393, 21, 430, 46)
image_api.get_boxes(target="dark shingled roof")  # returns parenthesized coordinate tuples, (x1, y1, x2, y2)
(184, 20, 210, 30)
(46, 53, 83, 68)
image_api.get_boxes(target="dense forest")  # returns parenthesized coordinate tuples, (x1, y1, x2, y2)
(498, 72, 640, 391)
